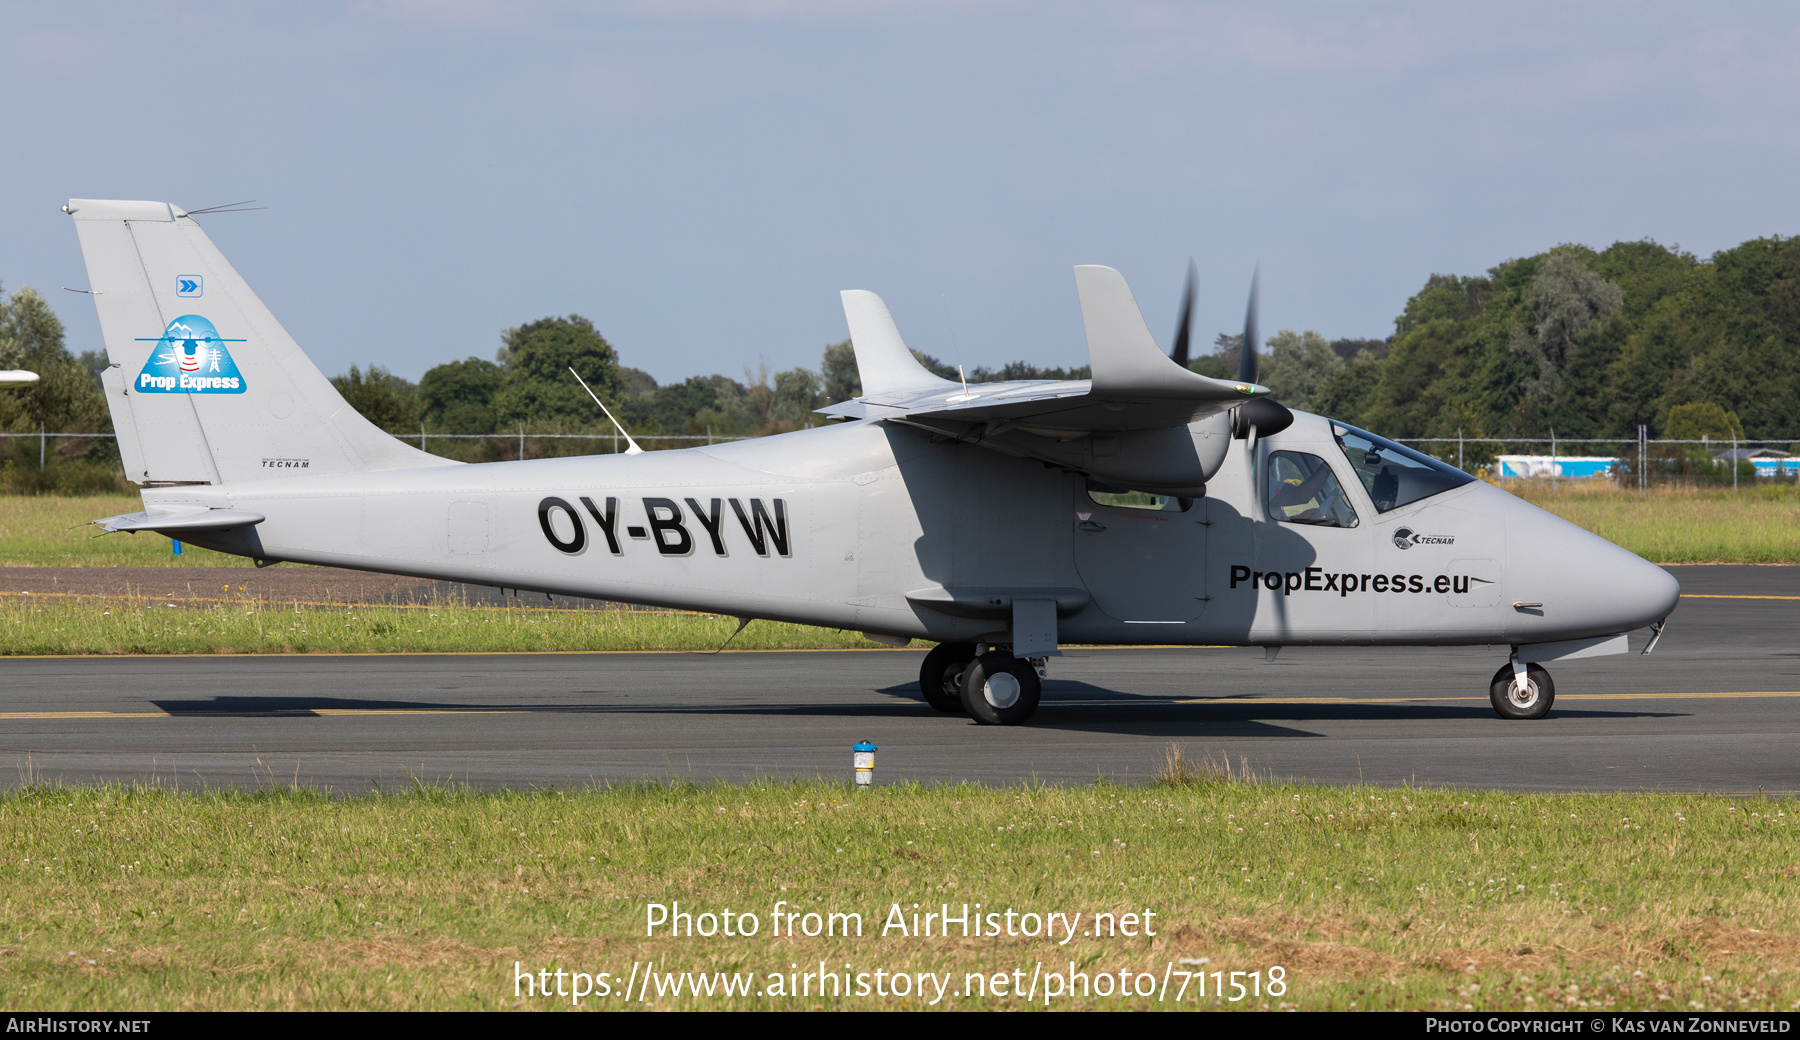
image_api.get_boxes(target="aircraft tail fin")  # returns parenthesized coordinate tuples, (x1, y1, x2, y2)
(66, 199, 455, 485)
(839, 290, 959, 399)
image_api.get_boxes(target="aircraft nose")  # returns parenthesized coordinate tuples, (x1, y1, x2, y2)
(1614, 553, 1681, 629)
(1506, 500, 1680, 638)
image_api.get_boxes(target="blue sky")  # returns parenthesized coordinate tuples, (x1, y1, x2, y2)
(3, 2, 1797, 385)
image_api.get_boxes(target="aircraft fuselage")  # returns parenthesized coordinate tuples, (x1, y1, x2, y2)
(161, 411, 1676, 650)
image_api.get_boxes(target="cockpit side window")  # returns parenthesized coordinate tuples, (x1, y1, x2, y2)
(1331, 422, 1476, 512)
(1266, 452, 1359, 529)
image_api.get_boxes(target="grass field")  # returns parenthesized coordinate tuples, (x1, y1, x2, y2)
(0, 496, 247, 568)
(1505, 481, 1800, 564)
(1, 772, 1795, 1011)
(0, 595, 892, 655)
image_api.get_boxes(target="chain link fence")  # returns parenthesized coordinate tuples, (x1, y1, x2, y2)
(1395, 429, 1800, 490)
(6, 428, 1796, 490)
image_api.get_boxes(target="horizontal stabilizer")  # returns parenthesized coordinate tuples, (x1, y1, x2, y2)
(839, 290, 960, 399)
(94, 507, 265, 534)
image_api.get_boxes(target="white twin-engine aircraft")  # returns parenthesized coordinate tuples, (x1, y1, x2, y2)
(66, 199, 1677, 726)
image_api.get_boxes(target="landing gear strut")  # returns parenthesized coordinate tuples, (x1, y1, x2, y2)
(1488, 661, 1554, 720)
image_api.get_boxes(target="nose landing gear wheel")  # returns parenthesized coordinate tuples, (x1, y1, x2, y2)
(1489, 662, 1554, 720)
(918, 642, 977, 713)
(960, 651, 1042, 725)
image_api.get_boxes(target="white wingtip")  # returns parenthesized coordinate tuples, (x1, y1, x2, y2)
(840, 290, 959, 398)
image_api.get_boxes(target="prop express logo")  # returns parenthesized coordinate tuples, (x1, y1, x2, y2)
(1231, 565, 1493, 597)
(133, 315, 247, 393)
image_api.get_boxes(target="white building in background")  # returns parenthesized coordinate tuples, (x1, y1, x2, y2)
(1494, 455, 1618, 479)
(1714, 447, 1800, 477)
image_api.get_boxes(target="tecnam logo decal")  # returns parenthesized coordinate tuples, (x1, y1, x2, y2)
(133, 315, 247, 393)
(1391, 527, 1455, 550)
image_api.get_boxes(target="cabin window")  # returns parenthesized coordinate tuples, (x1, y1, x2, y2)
(1085, 480, 1192, 512)
(1330, 422, 1476, 513)
(1266, 452, 1359, 528)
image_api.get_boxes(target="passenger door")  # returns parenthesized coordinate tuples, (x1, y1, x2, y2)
(1072, 482, 1208, 623)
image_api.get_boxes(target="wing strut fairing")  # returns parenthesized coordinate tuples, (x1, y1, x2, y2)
(824, 266, 1268, 493)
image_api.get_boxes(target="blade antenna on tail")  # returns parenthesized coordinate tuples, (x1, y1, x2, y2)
(569, 367, 644, 455)
(180, 201, 267, 216)
(1171, 259, 1198, 369)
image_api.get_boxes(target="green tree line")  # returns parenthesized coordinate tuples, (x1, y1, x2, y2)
(332, 318, 858, 456)
(329, 318, 1092, 460)
(1238, 237, 1800, 442)
(0, 284, 118, 491)
(5, 232, 1797, 484)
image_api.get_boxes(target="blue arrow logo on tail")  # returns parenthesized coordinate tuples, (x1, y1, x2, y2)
(175, 276, 202, 297)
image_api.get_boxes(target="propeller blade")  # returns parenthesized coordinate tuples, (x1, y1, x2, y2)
(1230, 265, 1292, 441)
(1171, 259, 1197, 369)
(1237, 265, 1260, 385)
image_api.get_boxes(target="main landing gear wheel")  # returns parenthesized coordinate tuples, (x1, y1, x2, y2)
(960, 651, 1042, 726)
(918, 642, 977, 713)
(1489, 662, 1555, 720)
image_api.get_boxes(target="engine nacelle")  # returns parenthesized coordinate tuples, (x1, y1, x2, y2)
(993, 411, 1233, 496)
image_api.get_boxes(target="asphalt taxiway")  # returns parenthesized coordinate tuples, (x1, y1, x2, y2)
(1, 565, 1794, 792)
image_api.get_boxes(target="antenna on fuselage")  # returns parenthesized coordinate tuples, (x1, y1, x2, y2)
(568, 367, 644, 456)
(942, 293, 978, 404)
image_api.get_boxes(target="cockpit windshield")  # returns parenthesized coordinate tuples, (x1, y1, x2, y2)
(1331, 422, 1476, 513)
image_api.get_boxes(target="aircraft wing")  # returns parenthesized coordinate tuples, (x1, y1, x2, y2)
(825, 266, 1267, 440)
